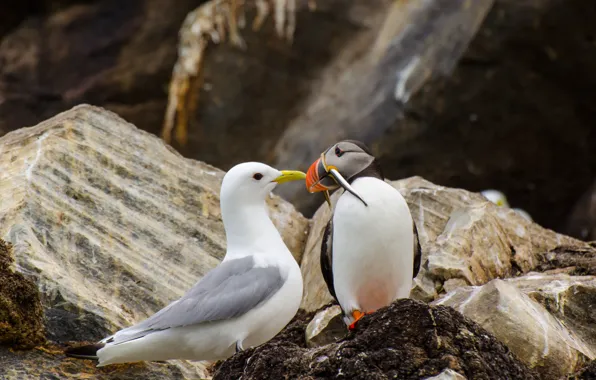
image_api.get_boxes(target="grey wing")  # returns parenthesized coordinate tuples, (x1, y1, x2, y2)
(105, 256, 285, 345)
(320, 218, 338, 301)
(413, 221, 422, 278)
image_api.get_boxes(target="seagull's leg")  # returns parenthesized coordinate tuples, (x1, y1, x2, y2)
(235, 340, 244, 353)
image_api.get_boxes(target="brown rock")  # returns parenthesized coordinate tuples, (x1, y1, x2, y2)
(212, 299, 539, 380)
(0, 239, 45, 349)
(565, 179, 596, 241)
(434, 279, 592, 379)
(0, 105, 309, 378)
(274, 0, 596, 233)
(569, 359, 596, 380)
(0, 0, 200, 138)
(304, 304, 344, 348)
(425, 369, 467, 380)
(274, 0, 495, 214)
(507, 273, 596, 358)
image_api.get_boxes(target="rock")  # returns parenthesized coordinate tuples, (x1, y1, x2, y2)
(506, 273, 596, 357)
(0, 239, 45, 349)
(162, 0, 398, 169)
(565, 179, 596, 241)
(274, 0, 596, 232)
(304, 304, 344, 348)
(212, 299, 539, 380)
(0, 344, 208, 380)
(433, 276, 596, 379)
(0, 0, 200, 138)
(0, 105, 309, 378)
(569, 360, 596, 380)
(424, 369, 467, 380)
(300, 176, 593, 311)
(274, 0, 495, 214)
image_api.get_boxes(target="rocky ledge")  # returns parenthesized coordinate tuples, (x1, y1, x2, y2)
(213, 299, 539, 380)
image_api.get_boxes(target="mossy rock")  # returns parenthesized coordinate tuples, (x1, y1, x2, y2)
(0, 239, 45, 349)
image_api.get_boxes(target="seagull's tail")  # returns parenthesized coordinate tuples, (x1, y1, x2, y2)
(64, 343, 105, 360)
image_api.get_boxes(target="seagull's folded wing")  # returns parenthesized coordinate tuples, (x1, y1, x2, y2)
(103, 255, 285, 345)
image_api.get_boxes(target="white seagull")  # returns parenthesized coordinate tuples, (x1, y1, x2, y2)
(305, 140, 421, 329)
(65, 162, 306, 366)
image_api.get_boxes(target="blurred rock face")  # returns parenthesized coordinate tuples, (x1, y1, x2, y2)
(565, 179, 596, 241)
(1, 0, 595, 234)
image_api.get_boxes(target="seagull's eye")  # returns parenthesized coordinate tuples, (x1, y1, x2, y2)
(335, 146, 344, 157)
(253, 173, 263, 181)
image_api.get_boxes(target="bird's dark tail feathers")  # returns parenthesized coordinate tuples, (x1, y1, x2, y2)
(64, 343, 105, 360)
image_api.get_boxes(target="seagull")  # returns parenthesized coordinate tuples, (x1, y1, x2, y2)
(65, 162, 306, 366)
(305, 140, 421, 329)
(481, 189, 533, 221)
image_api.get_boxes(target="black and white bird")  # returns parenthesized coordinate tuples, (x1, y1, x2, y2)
(305, 140, 421, 329)
(65, 162, 306, 366)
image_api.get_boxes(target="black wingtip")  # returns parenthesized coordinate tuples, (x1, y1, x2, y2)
(64, 343, 104, 360)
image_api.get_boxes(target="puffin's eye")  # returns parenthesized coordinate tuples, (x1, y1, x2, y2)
(335, 146, 344, 157)
(253, 173, 264, 180)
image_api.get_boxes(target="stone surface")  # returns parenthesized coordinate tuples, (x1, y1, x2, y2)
(507, 273, 596, 358)
(212, 299, 538, 380)
(304, 304, 344, 348)
(0, 105, 308, 378)
(4, 1, 596, 239)
(565, 179, 596, 241)
(569, 359, 596, 380)
(434, 279, 592, 379)
(300, 176, 593, 311)
(274, 0, 596, 233)
(162, 0, 396, 168)
(0, 0, 201, 138)
(424, 369, 467, 380)
(0, 239, 45, 349)
(274, 0, 494, 213)
(0, 343, 209, 380)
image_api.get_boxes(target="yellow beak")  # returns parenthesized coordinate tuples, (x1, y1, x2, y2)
(274, 170, 307, 184)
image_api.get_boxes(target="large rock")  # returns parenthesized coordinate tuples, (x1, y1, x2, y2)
(0, 0, 201, 138)
(569, 360, 596, 380)
(434, 278, 594, 379)
(0, 105, 309, 378)
(212, 299, 539, 380)
(300, 176, 593, 311)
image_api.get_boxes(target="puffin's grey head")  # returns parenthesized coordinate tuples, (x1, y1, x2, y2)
(305, 140, 377, 206)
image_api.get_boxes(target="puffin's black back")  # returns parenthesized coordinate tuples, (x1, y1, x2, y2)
(320, 218, 337, 301)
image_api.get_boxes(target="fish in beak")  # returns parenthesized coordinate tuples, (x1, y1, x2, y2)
(305, 155, 368, 207)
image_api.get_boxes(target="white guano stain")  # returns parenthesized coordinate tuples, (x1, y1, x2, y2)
(25, 131, 52, 181)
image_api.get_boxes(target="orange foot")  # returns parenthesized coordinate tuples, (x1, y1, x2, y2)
(348, 310, 375, 330)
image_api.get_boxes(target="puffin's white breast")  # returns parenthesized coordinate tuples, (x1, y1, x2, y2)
(332, 177, 414, 318)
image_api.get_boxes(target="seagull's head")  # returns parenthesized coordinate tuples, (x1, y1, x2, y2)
(221, 162, 306, 204)
(305, 140, 377, 206)
(481, 189, 510, 208)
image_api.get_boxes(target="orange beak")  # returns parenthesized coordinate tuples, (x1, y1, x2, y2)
(306, 158, 332, 193)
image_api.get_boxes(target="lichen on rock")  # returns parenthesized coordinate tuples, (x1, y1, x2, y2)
(0, 239, 45, 349)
